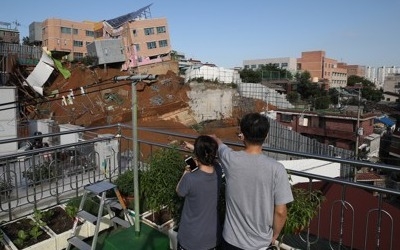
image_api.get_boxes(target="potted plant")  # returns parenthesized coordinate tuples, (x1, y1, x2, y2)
(0, 178, 13, 197)
(278, 187, 325, 247)
(113, 169, 135, 209)
(140, 146, 184, 230)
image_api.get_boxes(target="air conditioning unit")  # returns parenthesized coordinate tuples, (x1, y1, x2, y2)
(299, 117, 308, 126)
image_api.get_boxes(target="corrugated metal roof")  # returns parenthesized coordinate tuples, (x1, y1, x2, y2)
(375, 116, 395, 127)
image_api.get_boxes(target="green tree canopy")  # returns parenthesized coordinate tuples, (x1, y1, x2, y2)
(259, 64, 293, 81)
(240, 64, 293, 83)
(22, 36, 30, 45)
(239, 68, 262, 83)
(347, 75, 383, 102)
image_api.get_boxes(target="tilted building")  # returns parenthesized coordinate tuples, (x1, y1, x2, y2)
(30, 4, 171, 69)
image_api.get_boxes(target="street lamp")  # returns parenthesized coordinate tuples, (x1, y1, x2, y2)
(113, 74, 158, 235)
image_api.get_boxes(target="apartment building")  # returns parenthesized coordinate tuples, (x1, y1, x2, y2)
(377, 66, 400, 89)
(337, 63, 366, 78)
(101, 13, 171, 69)
(0, 22, 19, 44)
(40, 18, 96, 61)
(30, 4, 171, 68)
(382, 73, 400, 102)
(275, 108, 376, 152)
(365, 66, 378, 87)
(297, 50, 347, 89)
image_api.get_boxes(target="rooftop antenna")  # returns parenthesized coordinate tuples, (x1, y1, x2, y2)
(12, 20, 20, 30)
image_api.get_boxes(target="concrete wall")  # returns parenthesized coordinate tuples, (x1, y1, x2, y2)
(187, 83, 236, 123)
(0, 87, 18, 154)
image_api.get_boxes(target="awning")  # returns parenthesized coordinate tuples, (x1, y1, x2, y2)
(375, 116, 395, 127)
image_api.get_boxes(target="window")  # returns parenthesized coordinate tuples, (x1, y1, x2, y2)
(74, 52, 83, 60)
(85, 30, 94, 37)
(251, 65, 257, 69)
(156, 26, 166, 33)
(61, 27, 71, 34)
(73, 29, 78, 35)
(132, 29, 137, 37)
(158, 40, 168, 47)
(147, 41, 157, 49)
(134, 44, 140, 51)
(281, 62, 288, 67)
(281, 114, 292, 122)
(73, 40, 83, 47)
(144, 28, 155, 36)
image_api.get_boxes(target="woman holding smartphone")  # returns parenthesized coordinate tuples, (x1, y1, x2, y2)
(176, 135, 221, 250)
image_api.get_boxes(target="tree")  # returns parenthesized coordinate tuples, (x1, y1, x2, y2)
(286, 92, 299, 104)
(22, 36, 30, 45)
(295, 71, 320, 100)
(240, 68, 262, 83)
(347, 75, 383, 102)
(259, 64, 293, 80)
(240, 64, 293, 83)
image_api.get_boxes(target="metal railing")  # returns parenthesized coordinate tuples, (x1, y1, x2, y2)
(0, 123, 399, 249)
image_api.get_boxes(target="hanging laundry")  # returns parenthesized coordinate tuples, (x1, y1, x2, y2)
(61, 96, 67, 106)
(67, 95, 74, 105)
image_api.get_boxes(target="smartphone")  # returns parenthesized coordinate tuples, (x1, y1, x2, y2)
(184, 156, 198, 172)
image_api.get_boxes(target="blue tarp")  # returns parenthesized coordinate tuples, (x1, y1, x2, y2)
(375, 117, 395, 127)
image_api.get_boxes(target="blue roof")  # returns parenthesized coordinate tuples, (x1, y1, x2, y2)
(106, 4, 152, 29)
(375, 116, 395, 127)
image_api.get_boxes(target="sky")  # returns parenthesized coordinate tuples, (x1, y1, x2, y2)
(2, 0, 400, 69)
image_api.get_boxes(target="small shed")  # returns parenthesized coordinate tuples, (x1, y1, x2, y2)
(86, 39, 126, 65)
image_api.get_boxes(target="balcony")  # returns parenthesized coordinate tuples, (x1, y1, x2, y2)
(0, 123, 399, 250)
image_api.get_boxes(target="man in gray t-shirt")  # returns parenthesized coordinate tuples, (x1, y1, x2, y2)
(212, 113, 293, 250)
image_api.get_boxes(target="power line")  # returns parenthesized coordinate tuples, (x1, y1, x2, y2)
(0, 79, 131, 112)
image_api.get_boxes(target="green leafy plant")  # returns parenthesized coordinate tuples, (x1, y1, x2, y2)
(29, 226, 42, 241)
(13, 230, 28, 248)
(65, 204, 79, 220)
(29, 209, 47, 241)
(279, 187, 325, 244)
(66, 195, 107, 217)
(140, 146, 184, 225)
(114, 169, 135, 197)
(22, 162, 61, 185)
(0, 178, 13, 197)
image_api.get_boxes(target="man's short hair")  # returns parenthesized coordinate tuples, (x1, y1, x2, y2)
(240, 113, 270, 145)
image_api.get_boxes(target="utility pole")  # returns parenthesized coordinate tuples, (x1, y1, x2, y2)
(113, 74, 158, 236)
(354, 83, 362, 160)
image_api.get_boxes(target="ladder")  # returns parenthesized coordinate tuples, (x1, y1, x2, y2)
(67, 180, 134, 250)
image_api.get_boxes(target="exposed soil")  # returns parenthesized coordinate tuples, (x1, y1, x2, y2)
(42, 206, 75, 234)
(144, 208, 172, 226)
(1, 218, 51, 249)
(32, 62, 271, 158)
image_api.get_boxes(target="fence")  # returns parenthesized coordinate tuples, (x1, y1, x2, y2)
(0, 123, 399, 249)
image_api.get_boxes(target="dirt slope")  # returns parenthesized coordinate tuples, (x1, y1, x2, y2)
(35, 63, 268, 147)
